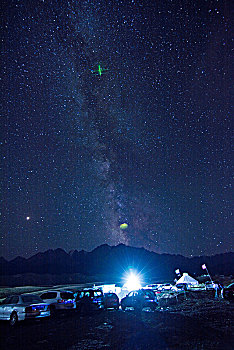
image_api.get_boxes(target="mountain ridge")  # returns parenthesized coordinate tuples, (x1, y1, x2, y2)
(0, 244, 233, 282)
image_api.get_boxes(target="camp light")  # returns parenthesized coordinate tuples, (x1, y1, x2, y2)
(123, 271, 142, 291)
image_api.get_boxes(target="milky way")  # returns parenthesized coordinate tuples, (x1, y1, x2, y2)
(1, 0, 233, 259)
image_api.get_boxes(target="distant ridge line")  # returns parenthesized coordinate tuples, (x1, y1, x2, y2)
(0, 245, 233, 281)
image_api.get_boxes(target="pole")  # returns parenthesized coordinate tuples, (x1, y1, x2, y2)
(205, 267, 213, 284)
(202, 264, 213, 284)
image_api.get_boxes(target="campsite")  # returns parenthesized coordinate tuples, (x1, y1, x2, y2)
(0, 278, 233, 350)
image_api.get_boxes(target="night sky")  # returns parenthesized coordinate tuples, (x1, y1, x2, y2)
(1, 0, 233, 260)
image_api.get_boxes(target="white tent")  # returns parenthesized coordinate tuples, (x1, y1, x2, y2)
(176, 272, 198, 285)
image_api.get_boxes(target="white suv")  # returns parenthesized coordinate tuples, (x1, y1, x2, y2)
(40, 290, 76, 313)
(158, 283, 173, 291)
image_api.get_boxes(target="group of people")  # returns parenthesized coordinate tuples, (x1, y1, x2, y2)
(213, 282, 224, 298)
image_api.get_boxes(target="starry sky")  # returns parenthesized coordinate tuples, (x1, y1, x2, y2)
(1, 0, 233, 260)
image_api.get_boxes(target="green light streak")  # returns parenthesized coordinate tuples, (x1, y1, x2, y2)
(98, 64, 102, 76)
(91, 64, 108, 76)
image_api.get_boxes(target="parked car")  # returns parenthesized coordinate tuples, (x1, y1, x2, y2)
(103, 293, 119, 310)
(223, 283, 234, 301)
(121, 289, 158, 311)
(146, 284, 162, 290)
(158, 283, 173, 291)
(75, 289, 104, 313)
(172, 283, 188, 292)
(40, 290, 76, 313)
(0, 294, 50, 326)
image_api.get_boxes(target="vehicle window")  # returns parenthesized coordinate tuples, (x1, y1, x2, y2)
(7, 297, 16, 304)
(41, 292, 57, 299)
(94, 291, 102, 297)
(11, 296, 19, 304)
(21, 295, 43, 303)
(128, 292, 134, 297)
(2, 296, 12, 304)
(61, 292, 74, 300)
(77, 291, 89, 299)
(106, 293, 114, 298)
(148, 291, 155, 298)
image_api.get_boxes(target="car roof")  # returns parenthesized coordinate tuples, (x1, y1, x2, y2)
(20, 293, 40, 296)
(78, 289, 102, 292)
(4, 294, 44, 303)
(142, 288, 154, 292)
(41, 290, 73, 293)
(6, 293, 39, 297)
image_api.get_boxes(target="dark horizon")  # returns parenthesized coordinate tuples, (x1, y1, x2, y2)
(1, 244, 234, 262)
(1, 244, 233, 290)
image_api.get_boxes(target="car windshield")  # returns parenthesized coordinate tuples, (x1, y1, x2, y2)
(21, 295, 43, 303)
(143, 290, 155, 298)
(41, 292, 57, 299)
(1, 297, 12, 304)
(60, 292, 74, 300)
(106, 293, 115, 298)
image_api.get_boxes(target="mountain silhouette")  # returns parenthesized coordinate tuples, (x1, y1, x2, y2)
(0, 245, 233, 286)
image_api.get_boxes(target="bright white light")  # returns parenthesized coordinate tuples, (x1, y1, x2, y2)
(123, 272, 142, 291)
(26, 216, 30, 221)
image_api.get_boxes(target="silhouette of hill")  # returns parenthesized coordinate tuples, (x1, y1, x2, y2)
(0, 244, 233, 286)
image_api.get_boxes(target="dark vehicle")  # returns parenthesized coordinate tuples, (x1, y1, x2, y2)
(75, 289, 104, 313)
(121, 289, 158, 311)
(103, 293, 119, 310)
(223, 283, 234, 301)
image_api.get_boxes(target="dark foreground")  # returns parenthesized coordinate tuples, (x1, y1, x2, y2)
(0, 297, 233, 350)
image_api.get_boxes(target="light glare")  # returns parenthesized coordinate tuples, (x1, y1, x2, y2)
(123, 272, 142, 291)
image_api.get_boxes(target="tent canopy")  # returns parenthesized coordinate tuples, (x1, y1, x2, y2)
(176, 272, 199, 285)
